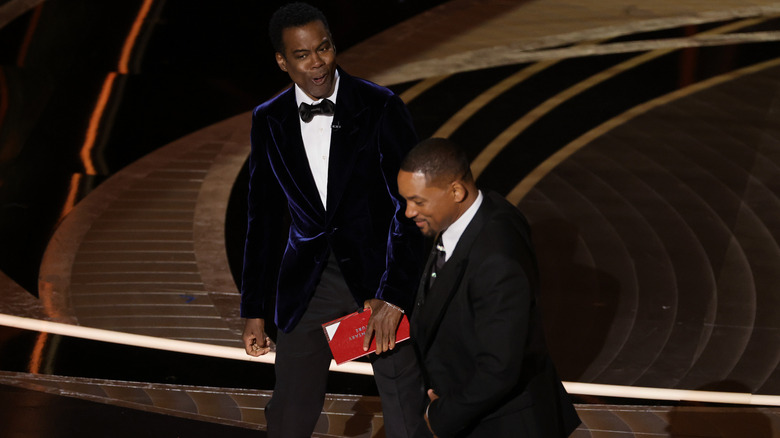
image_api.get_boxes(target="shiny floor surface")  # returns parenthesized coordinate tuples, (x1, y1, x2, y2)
(3, 0, 780, 436)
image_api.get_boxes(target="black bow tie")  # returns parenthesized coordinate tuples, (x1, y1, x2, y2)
(298, 99, 335, 122)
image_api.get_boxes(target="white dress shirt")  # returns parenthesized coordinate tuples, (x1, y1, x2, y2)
(440, 190, 483, 262)
(295, 70, 340, 209)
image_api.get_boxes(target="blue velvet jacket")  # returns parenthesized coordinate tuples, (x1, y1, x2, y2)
(240, 68, 423, 333)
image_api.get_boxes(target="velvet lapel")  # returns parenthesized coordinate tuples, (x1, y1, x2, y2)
(413, 197, 492, 356)
(326, 69, 364, 218)
(268, 88, 326, 217)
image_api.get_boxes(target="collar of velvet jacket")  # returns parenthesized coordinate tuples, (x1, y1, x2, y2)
(265, 66, 367, 220)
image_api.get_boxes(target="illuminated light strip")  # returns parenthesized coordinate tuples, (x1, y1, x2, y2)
(80, 0, 155, 175)
(28, 332, 47, 374)
(399, 75, 449, 104)
(2, 312, 780, 405)
(431, 38, 616, 141)
(507, 55, 780, 204)
(0, 313, 372, 376)
(119, 0, 155, 74)
(57, 173, 83, 222)
(562, 381, 780, 406)
(15, 4, 43, 67)
(433, 60, 558, 139)
(370, 5, 780, 86)
(80, 72, 117, 175)
(470, 20, 773, 179)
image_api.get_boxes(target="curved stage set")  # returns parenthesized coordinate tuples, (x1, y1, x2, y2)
(2, 0, 780, 436)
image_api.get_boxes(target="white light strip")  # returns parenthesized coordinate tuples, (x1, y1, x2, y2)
(562, 382, 780, 406)
(0, 313, 373, 376)
(2, 313, 780, 406)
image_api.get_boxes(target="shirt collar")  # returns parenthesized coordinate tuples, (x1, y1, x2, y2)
(440, 190, 483, 261)
(295, 69, 340, 106)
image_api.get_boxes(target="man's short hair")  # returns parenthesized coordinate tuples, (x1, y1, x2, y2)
(401, 137, 473, 186)
(268, 2, 330, 54)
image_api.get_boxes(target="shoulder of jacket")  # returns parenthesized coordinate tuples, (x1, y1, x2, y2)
(342, 72, 396, 102)
(253, 87, 293, 117)
(471, 195, 531, 249)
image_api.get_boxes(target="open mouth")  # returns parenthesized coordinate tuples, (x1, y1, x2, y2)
(313, 73, 327, 86)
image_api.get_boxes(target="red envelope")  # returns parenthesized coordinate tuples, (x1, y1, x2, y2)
(322, 308, 410, 364)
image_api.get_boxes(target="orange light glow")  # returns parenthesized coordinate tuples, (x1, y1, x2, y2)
(119, 0, 155, 74)
(80, 0, 154, 175)
(28, 332, 48, 374)
(16, 4, 44, 68)
(58, 173, 83, 221)
(80, 72, 117, 175)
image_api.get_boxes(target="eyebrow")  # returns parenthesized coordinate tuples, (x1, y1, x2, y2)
(291, 40, 331, 56)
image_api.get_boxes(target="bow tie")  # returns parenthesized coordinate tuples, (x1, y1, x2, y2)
(298, 99, 335, 122)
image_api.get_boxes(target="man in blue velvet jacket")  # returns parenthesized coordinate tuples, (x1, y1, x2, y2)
(240, 3, 428, 437)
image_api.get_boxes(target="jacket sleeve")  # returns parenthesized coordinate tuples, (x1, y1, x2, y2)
(374, 94, 424, 312)
(240, 108, 286, 319)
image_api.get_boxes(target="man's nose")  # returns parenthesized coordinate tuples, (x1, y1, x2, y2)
(311, 52, 323, 68)
(404, 205, 416, 219)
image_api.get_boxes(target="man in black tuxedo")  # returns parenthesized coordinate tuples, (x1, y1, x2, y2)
(397, 138, 581, 437)
(240, 3, 428, 437)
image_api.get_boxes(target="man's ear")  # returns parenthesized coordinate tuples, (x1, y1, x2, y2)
(451, 181, 467, 203)
(275, 52, 288, 72)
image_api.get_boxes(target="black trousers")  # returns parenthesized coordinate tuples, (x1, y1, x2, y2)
(266, 254, 430, 438)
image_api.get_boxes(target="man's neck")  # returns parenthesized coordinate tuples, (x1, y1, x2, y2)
(439, 189, 483, 261)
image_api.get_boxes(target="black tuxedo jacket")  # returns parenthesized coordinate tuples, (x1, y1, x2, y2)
(412, 192, 580, 437)
(240, 68, 423, 332)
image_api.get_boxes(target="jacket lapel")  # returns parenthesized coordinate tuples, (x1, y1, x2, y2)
(268, 88, 326, 217)
(415, 257, 467, 356)
(415, 243, 436, 303)
(326, 69, 364, 218)
(413, 196, 494, 356)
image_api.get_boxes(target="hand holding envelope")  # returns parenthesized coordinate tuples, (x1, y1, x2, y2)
(322, 308, 410, 364)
